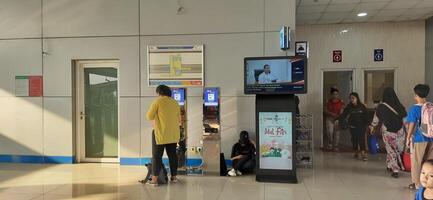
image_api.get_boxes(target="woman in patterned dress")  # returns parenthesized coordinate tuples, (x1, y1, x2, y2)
(370, 87, 407, 178)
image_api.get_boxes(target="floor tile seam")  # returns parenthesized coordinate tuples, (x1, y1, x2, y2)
(301, 181, 313, 200)
(28, 193, 44, 200)
(215, 178, 230, 200)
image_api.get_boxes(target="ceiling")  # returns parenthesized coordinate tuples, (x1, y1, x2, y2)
(296, 0, 433, 25)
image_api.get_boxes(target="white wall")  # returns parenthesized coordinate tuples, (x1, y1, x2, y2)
(426, 17, 433, 102)
(296, 21, 426, 146)
(0, 0, 296, 162)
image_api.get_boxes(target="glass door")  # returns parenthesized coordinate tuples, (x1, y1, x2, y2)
(77, 61, 119, 163)
(364, 69, 395, 108)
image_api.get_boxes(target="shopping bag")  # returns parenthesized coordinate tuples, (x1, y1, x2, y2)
(368, 135, 379, 155)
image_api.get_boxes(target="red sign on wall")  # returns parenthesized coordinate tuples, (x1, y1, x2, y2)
(29, 76, 43, 97)
(333, 50, 342, 62)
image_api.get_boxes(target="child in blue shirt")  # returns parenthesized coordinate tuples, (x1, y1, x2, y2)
(416, 160, 433, 200)
(407, 84, 432, 189)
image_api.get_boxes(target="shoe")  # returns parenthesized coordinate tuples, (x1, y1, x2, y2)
(236, 170, 243, 176)
(333, 148, 340, 152)
(354, 153, 359, 159)
(146, 181, 159, 187)
(327, 145, 333, 150)
(408, 183, 416, 190)
(170, 176, 179, 183)
(391, 172, 399, 178)
(361, 151, 368, 161)
(228, 169, 237, 177)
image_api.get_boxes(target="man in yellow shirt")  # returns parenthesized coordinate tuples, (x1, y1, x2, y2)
(146, 85, 181, 185)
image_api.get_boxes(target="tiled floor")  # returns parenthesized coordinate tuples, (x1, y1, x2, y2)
(0, 152, 416, 200)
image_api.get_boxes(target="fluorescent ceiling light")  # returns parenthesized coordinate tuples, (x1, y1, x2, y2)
(357, 12, 367, 17)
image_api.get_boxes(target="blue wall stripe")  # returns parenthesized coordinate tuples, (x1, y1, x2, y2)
(0, 155, 231, 166)
(119, 157, 141, 165)
(0, 155, 12, 162)
(15, 155, 44, 163)
(0, 155, 74, 164)
(44, 156, 74, 164)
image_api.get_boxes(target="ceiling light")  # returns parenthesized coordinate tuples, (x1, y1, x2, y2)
(357, 12, 367, 17)
(340, 29, 348, 34)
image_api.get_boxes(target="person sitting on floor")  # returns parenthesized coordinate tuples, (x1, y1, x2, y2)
(228, 131, 256, 177)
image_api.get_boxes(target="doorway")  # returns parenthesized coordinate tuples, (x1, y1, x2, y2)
(322, 70, 354, 150)
(74, 60, 120, 163)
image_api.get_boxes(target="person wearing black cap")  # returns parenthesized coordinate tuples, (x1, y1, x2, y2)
(228, 131, 256, 177)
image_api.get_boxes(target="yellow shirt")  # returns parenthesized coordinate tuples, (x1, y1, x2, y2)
(146, 96, 181, 145)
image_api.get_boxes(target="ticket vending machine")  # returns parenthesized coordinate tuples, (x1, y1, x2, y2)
(202, 88, 221, 175)
(171, 88, 187, 174)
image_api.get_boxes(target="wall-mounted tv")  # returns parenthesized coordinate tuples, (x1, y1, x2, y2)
(244, 56, 307, 94)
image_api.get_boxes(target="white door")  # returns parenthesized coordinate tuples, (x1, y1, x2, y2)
(76, 60, 120, 163)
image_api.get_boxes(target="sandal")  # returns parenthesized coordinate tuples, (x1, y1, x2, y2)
(408, 183, 416, 190)
(141, 178, 158, 187)
(138, 179, 147, 184)
(170, 176, 179, 183)
(146, 181, 159, 187)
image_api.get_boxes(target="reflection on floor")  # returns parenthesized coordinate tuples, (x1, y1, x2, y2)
(0, 152, 415, 200)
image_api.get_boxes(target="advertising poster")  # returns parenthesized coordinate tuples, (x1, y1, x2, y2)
(148, 45, 203, 87)
(259, 112, 293, 170)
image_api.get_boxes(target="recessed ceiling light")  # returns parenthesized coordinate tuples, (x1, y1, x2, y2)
(341, 29, 349, 34)
(357, 12, 368, 17)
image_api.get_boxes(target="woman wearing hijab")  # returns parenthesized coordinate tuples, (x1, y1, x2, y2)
(228, 131, 256, 177)
(337, 92, 369, 161)
(370, 87, 407, 178)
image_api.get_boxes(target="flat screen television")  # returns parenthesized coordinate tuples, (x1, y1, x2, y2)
(244, 56, 307, 94)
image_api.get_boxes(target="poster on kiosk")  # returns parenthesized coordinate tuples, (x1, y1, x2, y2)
(259, 112, 293, 170)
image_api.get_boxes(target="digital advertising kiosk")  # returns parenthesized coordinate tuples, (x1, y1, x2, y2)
(171, 88, 188, 174)
(202, 87, 221, 175)
(244, 56, 307, 183)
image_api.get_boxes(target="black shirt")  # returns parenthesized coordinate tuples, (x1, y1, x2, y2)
(231, 142, 255, 159)
(376, 103, 404, 132)
(338, 103, 369, 128)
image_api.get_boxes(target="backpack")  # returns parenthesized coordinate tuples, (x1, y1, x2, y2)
(139, 163, 168, 184)
(421, 102, 433, 138)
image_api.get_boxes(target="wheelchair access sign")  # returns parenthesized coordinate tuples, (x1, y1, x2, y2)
(374, 49, 383, 62)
